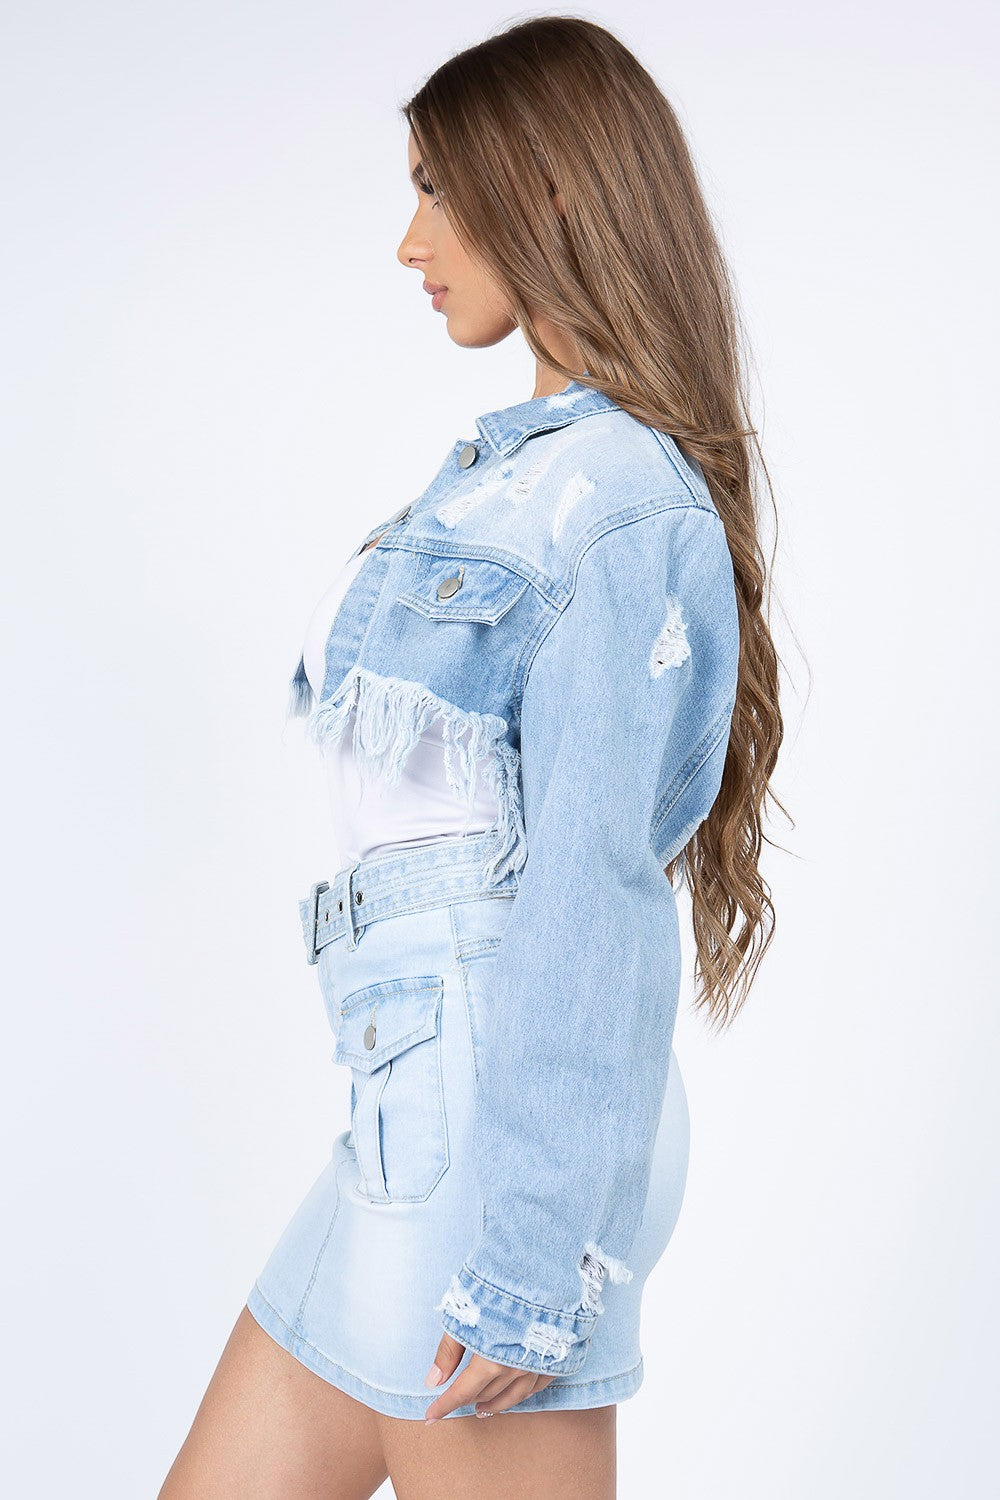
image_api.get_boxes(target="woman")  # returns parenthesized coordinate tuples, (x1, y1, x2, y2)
(160, 15, 784, 1499)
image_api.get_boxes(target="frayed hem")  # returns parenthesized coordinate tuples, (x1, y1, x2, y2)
(307, 666, 527, 887)
(521, 1321, 582, 1362)
(287, 654, 315, 719)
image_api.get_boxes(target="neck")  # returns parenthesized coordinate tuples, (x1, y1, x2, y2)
(530, 318, 584, 400)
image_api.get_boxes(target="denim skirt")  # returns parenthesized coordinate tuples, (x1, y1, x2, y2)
(245, 830, 690, 1421)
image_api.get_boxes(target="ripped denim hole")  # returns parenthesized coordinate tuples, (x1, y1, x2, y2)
(578, 1240, 634, 1316)
(649, 596, 691, 677)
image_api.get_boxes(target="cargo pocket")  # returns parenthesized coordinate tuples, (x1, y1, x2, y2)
(333, 974, 448, 1204)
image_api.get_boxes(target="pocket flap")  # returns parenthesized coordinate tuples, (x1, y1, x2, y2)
(397, 555, 529, 624)
(334, 975, 444, 1073)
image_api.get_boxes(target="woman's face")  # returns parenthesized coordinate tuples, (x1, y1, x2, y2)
(396, 130, 518, 350)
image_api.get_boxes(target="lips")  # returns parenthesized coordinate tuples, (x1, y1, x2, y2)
(423, 281, 448, 295)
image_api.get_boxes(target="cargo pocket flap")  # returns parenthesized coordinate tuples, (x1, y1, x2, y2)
(334, 975, 444, 1072)
(397, 556, 529, 624)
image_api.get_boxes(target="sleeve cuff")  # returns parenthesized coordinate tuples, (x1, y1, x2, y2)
(435, 1265, 598, 1377)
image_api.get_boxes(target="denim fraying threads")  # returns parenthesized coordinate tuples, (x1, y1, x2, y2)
(306, 667, 527, 890)
(286, 654, 315, 719)
(577, 1241, 634, 1316)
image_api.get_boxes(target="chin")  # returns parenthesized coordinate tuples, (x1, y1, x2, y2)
(446, 316, 518, 351)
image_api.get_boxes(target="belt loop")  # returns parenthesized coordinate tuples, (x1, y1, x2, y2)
(338, 860, 364, 952)
(304, 880, 329, 965)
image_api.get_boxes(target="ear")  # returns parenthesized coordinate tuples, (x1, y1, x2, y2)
(551, 186, 568, 218)
(530, 141, 567, 219)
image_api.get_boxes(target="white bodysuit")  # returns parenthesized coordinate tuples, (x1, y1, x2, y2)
(301, 541, 500, 872)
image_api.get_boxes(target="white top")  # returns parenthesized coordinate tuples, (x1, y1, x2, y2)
(302, 543, 500, 871)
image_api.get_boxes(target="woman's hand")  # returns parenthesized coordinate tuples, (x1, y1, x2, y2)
(423, 1333, 555, 1422)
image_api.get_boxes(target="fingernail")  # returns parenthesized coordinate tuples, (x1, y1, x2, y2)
(424, 1363, 444, 1387)
(425, 1415, 440, 1425)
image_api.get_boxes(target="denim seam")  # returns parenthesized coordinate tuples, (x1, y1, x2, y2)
(520, 505, 725, 688)
(438, 1320, 592, 1379)
(448, 904, 484, 1241)
(653, 710, 727, 818)
(512, 599, 559, 711)
(480, 405, 616, 458)
(342, 846, 506, 891)
(342, 828, 498, 878)
(341, 1005, 450, 1205)
(354, 862, 506, 900)
(457, 1264, 596, 1322)
(432, 987, 450, 1194)
(320, 547, 395, 704)
(251, 1283, 643, 1403)
(380, 538, 561, 607)
(650, 694, 736, 839)
(292, 1157, 347, 1338)
(647, 427, 711, 507)
(314, 879, 510, 951)
(256, 1283, 409, 1398)
(573, 494, 719, 564)
(454, 936, 503, 959)
(339, 976, 442, 1016)
(379, 493, 711, 608)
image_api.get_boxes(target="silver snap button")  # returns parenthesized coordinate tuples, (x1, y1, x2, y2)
(363, 1021, 377, 1050)
(458, 443, 478, 468)
(437, 564, 465, 600)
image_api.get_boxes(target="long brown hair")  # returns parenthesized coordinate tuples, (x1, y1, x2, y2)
(402, 15, 788, 1028)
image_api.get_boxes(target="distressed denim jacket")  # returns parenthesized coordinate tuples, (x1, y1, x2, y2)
(287, 378, 739, 1376)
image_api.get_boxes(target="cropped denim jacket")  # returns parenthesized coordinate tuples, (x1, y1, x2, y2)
(287, 378, 740, 1377)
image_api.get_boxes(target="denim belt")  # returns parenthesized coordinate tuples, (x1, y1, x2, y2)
(299, 829, 520, 962)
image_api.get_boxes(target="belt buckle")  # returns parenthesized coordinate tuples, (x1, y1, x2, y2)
(305, 879, 330, 965)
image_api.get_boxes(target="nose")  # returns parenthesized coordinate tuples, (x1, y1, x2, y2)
(396, 215, 429, 271)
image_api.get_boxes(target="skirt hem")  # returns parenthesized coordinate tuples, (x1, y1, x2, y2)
(245, 1281, 644, 1420)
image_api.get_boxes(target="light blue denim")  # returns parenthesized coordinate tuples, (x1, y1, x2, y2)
(247, 832, 690, 1418)
(280, 377, 739, 1381)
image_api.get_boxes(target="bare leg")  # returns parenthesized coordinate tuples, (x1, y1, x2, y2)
(158, 1306, 390, 1500)
(376, 1404, 617, 1500)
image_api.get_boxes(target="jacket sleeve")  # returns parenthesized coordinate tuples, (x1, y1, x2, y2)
(434, 500, 738, 1376)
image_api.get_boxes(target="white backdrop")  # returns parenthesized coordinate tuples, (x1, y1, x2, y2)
(2, 3, 996, 1495)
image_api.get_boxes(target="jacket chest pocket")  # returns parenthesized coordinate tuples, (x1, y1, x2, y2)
(334, 975, 448, 1204)
(396, 553, 529, 624)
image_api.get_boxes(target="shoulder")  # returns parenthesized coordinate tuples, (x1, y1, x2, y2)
(519, 429, 739, 707)
(513, 408, 722, 594)
(495, 406, 718, 581)
(403, 400, 722, 602)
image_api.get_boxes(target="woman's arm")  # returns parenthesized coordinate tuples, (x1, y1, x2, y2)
(434, 499, 740, 1376)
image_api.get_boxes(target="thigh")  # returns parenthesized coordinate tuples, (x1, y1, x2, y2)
(158, 1306, 390, 1500)
(376, 1404, 617, 1500)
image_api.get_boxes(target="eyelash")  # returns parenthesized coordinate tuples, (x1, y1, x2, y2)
(419, 180, 441, 207)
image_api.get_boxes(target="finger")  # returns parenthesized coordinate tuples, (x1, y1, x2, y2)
(469, 1369, 516, 1404)
(425, 1359, 504, 1423)
(423, 1333, 466, 1390)
(476, 1371, 543, 1417)
(474, 1367, 556, 1407)
(475, 1371, 541, 1416)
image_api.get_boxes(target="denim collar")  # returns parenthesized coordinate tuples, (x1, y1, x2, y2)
(474, 378, 620, 458)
